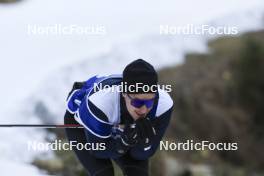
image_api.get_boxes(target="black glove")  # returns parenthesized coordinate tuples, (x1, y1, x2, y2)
(116, 118, 156, 147)
(119, 124, 138, 146)
(135, 117, 156, 145)
(112, 124, 138, 146)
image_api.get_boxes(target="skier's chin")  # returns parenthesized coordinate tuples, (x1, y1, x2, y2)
(134, 112, 146, 119)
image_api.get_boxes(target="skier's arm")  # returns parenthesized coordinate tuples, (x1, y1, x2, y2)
(66, 81, 85, 99)
(129, 107, 173, 160)
(66, 81, 134, 158)
(82, 101, 136, 159)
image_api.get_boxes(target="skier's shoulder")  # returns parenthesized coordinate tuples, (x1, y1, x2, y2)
(88, 85, 121, 123)
(87, 74, 122, 123)
(156, 88, 173, 117)
(68, 75, 122, 138)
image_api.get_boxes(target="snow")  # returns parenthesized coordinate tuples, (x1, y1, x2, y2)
(0, 159, 44, 176)
(0, 0, 264, 175)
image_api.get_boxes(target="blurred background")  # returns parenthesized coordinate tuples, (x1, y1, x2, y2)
(0, 0, 264, 175)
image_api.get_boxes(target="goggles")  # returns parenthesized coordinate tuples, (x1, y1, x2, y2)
(127, 94, 155, 108)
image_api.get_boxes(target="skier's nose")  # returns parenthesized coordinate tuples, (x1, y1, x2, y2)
(137, 105, 148, 114)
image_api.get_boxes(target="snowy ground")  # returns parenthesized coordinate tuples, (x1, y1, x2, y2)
(0, 0, 264, 175)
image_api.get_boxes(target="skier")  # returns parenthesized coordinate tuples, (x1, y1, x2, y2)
(64, 59, 173, 176)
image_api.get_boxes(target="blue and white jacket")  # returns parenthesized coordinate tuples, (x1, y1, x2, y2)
(66, 74, 173, 160)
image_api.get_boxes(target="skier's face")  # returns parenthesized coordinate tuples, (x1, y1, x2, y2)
(123, 93, 155, 120)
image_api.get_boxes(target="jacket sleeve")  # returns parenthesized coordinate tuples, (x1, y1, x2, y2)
(129, 107, 173, 160)
(82, 101, 131, 159)
(65, 82, 131, 158)
(66, 82, 85, 99)
(83, 126, 131, 159)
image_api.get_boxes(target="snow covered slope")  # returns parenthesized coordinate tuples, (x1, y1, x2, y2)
(0, 0, 264, 175)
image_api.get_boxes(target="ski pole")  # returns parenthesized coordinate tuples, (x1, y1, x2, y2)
(0, 124, 84, 128)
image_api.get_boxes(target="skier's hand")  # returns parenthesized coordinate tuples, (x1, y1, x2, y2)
(116, 118, 156, 146)
(135, 117, 156, 144)
(120, 124, 138, 146)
